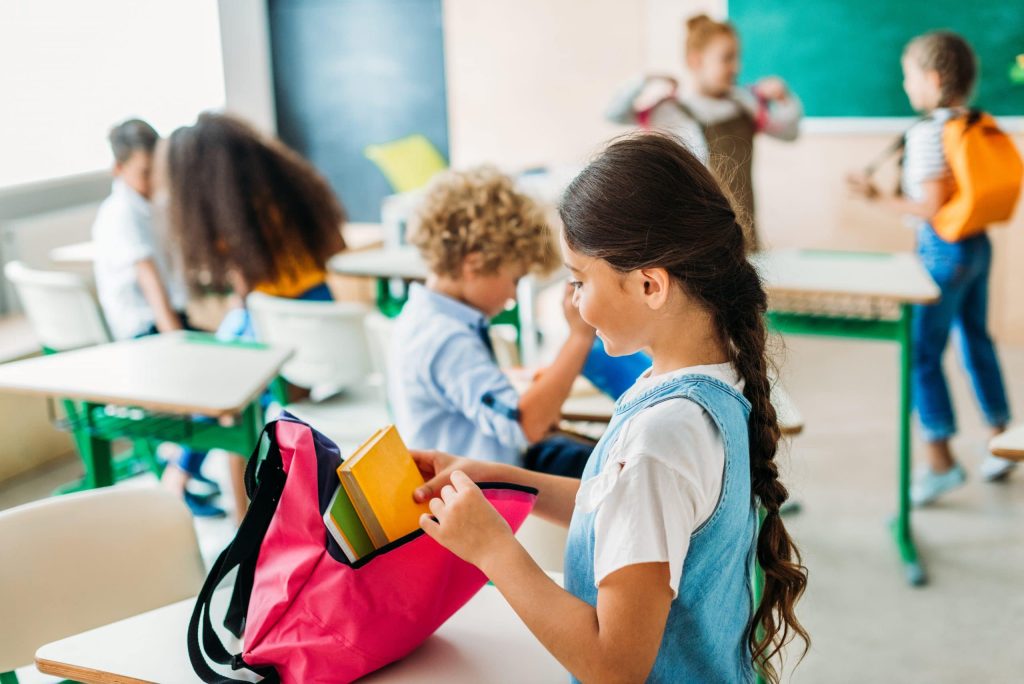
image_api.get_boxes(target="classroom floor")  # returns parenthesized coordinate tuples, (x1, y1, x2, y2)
(1, 335, 1022, 683)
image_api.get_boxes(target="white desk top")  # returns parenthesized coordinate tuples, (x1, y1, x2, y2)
(753, 249, 940, 305)
(49, 241, 96, 265)
(0, 332, 291, 418)
(328, 245, 427, 280)
(36, 578, 567, 684)
(343, 222, 386, 251)
(990, 424, 1024, 461)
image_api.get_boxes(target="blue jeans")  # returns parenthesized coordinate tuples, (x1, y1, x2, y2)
(913, 226, 1010, 442)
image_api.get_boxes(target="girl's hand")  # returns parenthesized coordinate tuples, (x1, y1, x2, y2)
(845, 172, 880, 200)
(419, 471, 517, 568)
(411, 450, 491, 503)
(755, 76, 789, 101)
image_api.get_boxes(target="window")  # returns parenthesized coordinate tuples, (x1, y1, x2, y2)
(0, 0, 225, 188)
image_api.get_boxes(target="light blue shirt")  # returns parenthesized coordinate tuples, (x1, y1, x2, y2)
(388, 283, 527, 465)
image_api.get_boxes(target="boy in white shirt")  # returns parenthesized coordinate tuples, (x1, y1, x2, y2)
(92, 119, 222, 517)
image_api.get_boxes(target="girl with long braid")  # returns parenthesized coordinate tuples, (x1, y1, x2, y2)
(410, 133, 808, 682)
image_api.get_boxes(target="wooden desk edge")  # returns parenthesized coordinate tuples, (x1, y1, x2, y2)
(988, 443, 1024, 461)
(560, 410, 611, 424)
(35, 656, 154, 684)
(781, 423, 804, 437)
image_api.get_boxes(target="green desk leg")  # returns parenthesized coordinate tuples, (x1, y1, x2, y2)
(79, 402, 113, 488)
(893, 305, 926, 586)
(243, 400, 265, 452)
(81, 437, 114, 488)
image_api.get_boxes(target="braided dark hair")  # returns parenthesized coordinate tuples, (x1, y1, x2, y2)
(559, 132, 808, 682)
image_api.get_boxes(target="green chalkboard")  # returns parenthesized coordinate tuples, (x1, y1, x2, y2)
(730, 0, 1024, 117)
(269, 0, 449, 222)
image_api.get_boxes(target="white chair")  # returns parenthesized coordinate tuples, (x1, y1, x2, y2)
(3, 260, 110, 351)
(0, 487, 206, 681)
(246, 293, 391, 454)
(363, 311, 395, 393)
(247, 292, 374, 401)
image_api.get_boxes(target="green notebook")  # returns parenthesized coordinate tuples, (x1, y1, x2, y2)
(324, 484, 375, 562)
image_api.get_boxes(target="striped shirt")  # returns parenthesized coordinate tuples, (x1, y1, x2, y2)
(901, 107, 960, 204)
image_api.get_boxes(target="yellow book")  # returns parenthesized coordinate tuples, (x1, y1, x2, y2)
(337, 425, 431, 548)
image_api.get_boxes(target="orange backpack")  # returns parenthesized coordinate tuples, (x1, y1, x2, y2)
(932, 111, 1023, 242)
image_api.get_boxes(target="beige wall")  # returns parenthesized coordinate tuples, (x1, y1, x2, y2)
(0, 393, 73, 481)
(442, 0, 646, 169)
(442, 0, 1024, 343)
(217, 0, 277, 135)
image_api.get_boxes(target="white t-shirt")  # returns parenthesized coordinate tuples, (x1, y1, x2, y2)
(92, 180, 188, 339)
(575, 362, 743, 598)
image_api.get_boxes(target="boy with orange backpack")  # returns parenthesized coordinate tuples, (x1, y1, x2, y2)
(848, 31, 1023, 504)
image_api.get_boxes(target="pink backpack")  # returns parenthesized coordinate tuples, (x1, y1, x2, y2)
(188, 415, 538, 683)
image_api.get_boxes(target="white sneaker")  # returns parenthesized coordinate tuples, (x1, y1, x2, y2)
(980, 454, 1017, 482)
(911, 464, 967, 506)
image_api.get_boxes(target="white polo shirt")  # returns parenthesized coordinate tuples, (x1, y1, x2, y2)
(92, 180, 188, 339)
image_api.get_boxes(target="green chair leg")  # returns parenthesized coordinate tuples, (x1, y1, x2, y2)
(131, 439, 165, 479)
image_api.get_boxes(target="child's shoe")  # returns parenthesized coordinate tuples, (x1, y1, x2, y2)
(980, 453, 1017, 482)
(183, 491, 227, 518)
(910, 463, 966, 506)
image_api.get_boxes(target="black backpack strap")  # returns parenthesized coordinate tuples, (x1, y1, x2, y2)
(187, 423, 287, 683)
(223, 435, 277, 638)
(863, 114, 933, 177)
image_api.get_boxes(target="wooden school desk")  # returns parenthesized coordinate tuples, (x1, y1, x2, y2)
(753, 248, 940, 586)
(36, 581, 567, 683)
(990, 424, 1024, 461)
(0, 332, 291, 488)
